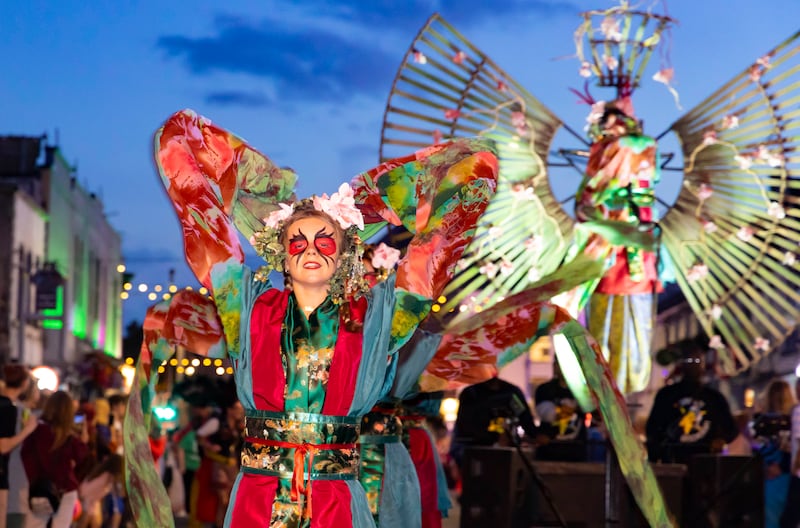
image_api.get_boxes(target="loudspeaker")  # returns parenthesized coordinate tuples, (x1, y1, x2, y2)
(460, 447, 535, 528)
(686, 455, 764, 527)
(460, 447, 610, 527)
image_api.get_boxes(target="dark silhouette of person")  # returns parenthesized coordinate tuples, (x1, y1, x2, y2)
(449, 376, 538, 469)
(645, 340, 741, 465)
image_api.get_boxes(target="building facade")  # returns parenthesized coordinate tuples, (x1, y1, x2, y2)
(0, 136, 123, 368)
(0, 184, 47, 365)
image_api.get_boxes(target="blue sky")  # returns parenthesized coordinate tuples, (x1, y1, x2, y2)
(3, 0, 798, 326)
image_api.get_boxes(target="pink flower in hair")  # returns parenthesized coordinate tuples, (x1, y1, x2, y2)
(371, 243, 401, 270)
(313, 183, 364, 230)
(264, 203, 295, 228)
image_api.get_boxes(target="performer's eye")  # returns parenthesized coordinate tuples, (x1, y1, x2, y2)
(288, 239, 308, 256)
(314, 236, 337, 256)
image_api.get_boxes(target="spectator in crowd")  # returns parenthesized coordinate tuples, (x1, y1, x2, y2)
(645, 339, 748, 465)
(76, 454, 124, 528)
(1, 365, 38, 528)
(22, 390, 90, 528)
(534, 359, 589, 462)
(449, 376, 538, 470)
(752, 379, 794, 528)
(107, 395, 127, 456)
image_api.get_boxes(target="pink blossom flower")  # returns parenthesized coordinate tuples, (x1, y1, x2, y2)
(722, 115, 740, 129)
(444, 108, 460, 120)
(703, 220, 718, 234)
(686, 263, 709, 282)
(753, 337, 770, 352)
(756, 55, 771, 68)
(499, 259, 514, 276)
(432, 129, 443, 144)
(527, 267, 541, 282)
(479, 261, 499, 279)
(707, 304, 723, 320)
(709, 335, 724, 349)
(702, 129, 718, 145)
(697, 183, 713, 201)
(749, 64, 763, 82)
(782, 252, 796, 266)
(264, 202, 295, 228)
(734, 154, 753, 170)
(579, 61, 592, 78)
(497, 81, 508, 92)
(653, 68, 674, 84)
(603, 54, 618, 70)
(756, 145, 784, 168)
(511, 184, 535, 201)
(511, 111, 526, 128)
(586, 101, 606, 125)
(371, 243, 401, 270)
(524, 235, 541, 252)
(313, 183, 364, 230)
(412, 50, 427, 64)
(452, 51, 467, 64)
(600, 16, 622, 41)
(736, 226, 754, 242)
(768, 201, 785, 220)
(488, 226, 504, 239)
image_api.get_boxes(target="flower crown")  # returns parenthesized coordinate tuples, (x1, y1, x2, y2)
(250, 183, 369, 303)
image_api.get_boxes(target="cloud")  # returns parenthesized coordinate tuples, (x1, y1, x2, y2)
(206, 90, 272, 107)
(156, 1, 578, 106)
(158, 15, 397, 104)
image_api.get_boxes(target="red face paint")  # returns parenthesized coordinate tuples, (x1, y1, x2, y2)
(288, 239, 308, 256)
(314, 236, 337, 256)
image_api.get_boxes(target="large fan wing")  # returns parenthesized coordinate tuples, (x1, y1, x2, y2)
(380, 14, 583, 311)
(664, 31, 800, 374)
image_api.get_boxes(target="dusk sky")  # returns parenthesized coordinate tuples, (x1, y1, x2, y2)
(3, 1, 799, 326)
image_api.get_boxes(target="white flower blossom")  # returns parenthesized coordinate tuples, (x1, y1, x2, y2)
(686, 263, 709, 282)
(768, 202, 785, 220)
(479, 262, 499, 279)
(737, 226, 754, 242)
(707, 304, 723, 320)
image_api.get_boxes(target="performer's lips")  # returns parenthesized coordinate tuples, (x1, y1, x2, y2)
(303, 262, 321, 269)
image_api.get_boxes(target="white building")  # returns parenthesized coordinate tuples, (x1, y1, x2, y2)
(0, 136, 124, 368)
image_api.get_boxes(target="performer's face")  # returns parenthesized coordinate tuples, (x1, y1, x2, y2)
(284, 216, 341, 288)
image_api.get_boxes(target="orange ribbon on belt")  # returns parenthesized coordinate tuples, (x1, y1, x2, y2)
(246, 437, 355, 519)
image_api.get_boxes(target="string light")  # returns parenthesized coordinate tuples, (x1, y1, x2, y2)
(117, 264, 126, 273)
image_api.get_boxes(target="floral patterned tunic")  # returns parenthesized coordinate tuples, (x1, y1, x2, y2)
(211, 262, 423, 528)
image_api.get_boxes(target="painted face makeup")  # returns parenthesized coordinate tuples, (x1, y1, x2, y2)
(284, 216, 342, 288)
(287, 230, 338, 258)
